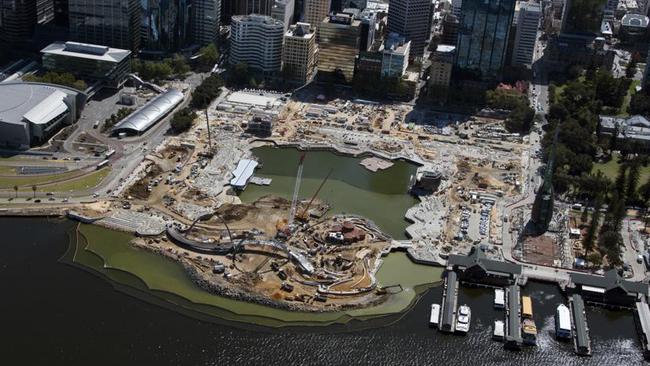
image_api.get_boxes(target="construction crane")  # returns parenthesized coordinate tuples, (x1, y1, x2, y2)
(296, 169, 332, 222)
(288, 153, 306, 227)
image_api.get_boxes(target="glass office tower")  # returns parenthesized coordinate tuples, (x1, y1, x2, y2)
(140, 0, 192, 51)
(69, 0, 141, 51)
(455, 0, 516, 78)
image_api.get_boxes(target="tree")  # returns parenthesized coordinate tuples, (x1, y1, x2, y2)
(167, 54, 190, 75)
(505, 103, 535, 133)
(196, 43, 219, 71)
(582, 199, 602, 253)
(614, 164, 628, 197)
(13, 185, 18, 198)
(630, 91, 650, 116)
(190, 74, 224, 109)
(586, 251, 602, 267)
(598, 230, 622, 266)
(229, 62, 252, 86)
(31, 185, 37, 198)
(170, 108, 197, 133)
(626, 161, 641, 203)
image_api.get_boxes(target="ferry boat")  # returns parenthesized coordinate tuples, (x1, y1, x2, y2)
(455, 305, 471, 334)
(429, 304, 441, 328)
(522, 318, 538, 346)
(494, 288, 505, 309)
(493, 320, 505, 341)
(555, 304, 572, 340)
(522, 296, 533, 318)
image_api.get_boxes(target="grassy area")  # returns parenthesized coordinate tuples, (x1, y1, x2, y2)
(9, 168, 110, 193)
(0, 169, 85, 189)
(592, 155, 650, 183)
(43, 168, 110, 192)
(0, 165, 16, 175)
(618, 80, 640, 117)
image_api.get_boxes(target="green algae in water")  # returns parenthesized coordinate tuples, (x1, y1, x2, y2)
(239, 146, 420, 239)
(72, 224, 443, 327)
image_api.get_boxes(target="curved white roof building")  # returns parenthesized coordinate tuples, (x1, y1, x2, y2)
(230, 14, 284, 73)
(0, 82, 85, 149)
(112, 89, 184, 135)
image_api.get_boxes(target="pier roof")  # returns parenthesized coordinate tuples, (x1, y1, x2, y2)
(448, 248, 522, 276)
(570, 269, 648, 296)
(506, 285, 522, 344)
(571, 294, 590, 353)
(441, 271, 457, 331)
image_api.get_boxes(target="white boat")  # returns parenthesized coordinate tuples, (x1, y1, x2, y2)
(555, 304, 572, 340)
(429, 304, 441, 327)
(455, 304, 471, 334)
(494, 288, 505, 309)
(493, 320, 505, 341)
(522, 318, 538, 346)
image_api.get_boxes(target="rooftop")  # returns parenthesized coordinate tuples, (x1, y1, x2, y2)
(232, 14, 284, 27)
(41, 41, 131, 63)
(0, 82, 76, 125)
(448, 247, 522, 276)
(570, 269, 649, 296)
(112, 89, 184, 133)
(621, 13, 650, 28)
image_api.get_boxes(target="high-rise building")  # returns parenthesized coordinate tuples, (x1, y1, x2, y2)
(271, 0, 295, 31)
(561, 0, 606, 35)
(0, 0, 37, 43)
(140, 0, 192, 52)
(441, 13, 459, 46)
(603, 0, 618, 23)
(456, 0, 516, 78)
(317, 12, 360, 82)
(429, 44, 455, 88)
(69, 0, 141, 51)
(53, 0, 68, 26)
(192, 0, 221, 45)
(222, 0, 275, 23)
(230, 14, 284, 73)
(387, 0, 432, 58)
(358, 5, 378, 51)
(511, 1, 541, 67)
(451, 0, 462, 17)
(303, 0, 331, 29)
(282, 22, 317, 83)
(381, 32, 410, 78)
(36, 0, 53, 24)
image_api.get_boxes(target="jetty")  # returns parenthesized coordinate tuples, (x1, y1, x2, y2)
(569, 294, 591, 356)
(439, 270, 459, 333)
(504, 284, 523, 349)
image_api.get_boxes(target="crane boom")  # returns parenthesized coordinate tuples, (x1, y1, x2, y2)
(288, 153, 306, 226)
(299, 169, 332, 220)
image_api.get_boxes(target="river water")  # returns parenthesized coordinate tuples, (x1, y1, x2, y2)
(1, 218, 645, 365)
(239, 146, 420, 239)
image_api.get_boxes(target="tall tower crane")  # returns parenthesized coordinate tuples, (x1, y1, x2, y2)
(288, 153, 306, 227)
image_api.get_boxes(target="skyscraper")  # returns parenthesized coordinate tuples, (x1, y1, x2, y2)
(230, 14, 284, 73)
(317, 12, 360, 82)
(271, 0, 295, 31)
(140, 0, 192, 52)
(192, 0, 221, 45)
(511, 1, 541, 67)
(456, 0, 516, 78)
(303, 0, 331, 29)
(0, 0, 37, 43)
(386, 0, 432, 59)
(282, 22, 317, 83)
(69, 0, 141, 51)
(222, 0, 275, 23)
(36, 0, 53, 24)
